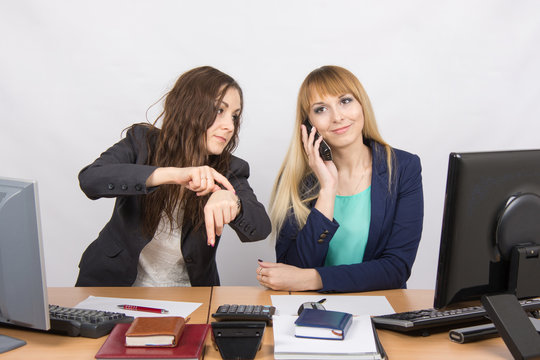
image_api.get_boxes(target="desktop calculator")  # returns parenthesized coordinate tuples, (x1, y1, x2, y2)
(211, 304, 276, 325)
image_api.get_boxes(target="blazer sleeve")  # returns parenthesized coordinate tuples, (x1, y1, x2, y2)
(316, 154, 424, 292)
(275, 207, 339, 267)
(227, 156, 272, 242)
(78, 126, 158, 199)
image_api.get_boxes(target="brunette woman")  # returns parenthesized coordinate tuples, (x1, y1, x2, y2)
(77, 66, 271, 287)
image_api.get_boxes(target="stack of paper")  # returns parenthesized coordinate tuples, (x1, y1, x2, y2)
(273, 314, 382, 359)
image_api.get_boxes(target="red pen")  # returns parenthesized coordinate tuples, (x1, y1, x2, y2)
(117, 304, 169, 314)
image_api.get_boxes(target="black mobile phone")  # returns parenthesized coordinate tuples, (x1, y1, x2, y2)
(302, 118, 333, 161)
(297, 301, 326, 315)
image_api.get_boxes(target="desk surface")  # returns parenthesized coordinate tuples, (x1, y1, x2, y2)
(0, 287, 514, 359)
(1, 287, 212, 360)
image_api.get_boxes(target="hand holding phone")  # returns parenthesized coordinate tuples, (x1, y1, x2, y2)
(302, 119, 333, 161)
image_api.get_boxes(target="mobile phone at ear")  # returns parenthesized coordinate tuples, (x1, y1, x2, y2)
(302, 118, 333, 161)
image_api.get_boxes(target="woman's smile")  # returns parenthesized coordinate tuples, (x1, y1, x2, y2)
(331, 124, 352, 135)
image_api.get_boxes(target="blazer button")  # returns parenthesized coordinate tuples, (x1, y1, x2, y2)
(107, 183, 115, 190)
(323, 229, 329, 234)
(121, 184, 128, 191)
(185, 256, 193, 263)
(135, 184, 142, 191)
(319, 233, 327, 239)
(317, 238, 324, 244)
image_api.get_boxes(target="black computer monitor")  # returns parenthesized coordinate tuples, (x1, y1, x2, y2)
(433, 150, 540, 358)
(434, 149, 540, 310)
(0, 178, 50, 353)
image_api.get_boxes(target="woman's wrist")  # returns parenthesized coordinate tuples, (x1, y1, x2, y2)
(305, 268, 323, 291)
(146, 167, 177, 187)
(314, 187, 336, 221)
(318, 186, 337, 198)
(146, 167, 164, 187)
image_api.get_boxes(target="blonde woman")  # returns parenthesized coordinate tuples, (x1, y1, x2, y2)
(256, 66, 423, 292)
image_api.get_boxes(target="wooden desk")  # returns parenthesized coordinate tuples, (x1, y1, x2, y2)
(0, 287, 516, 359)
(342, 290, 513, 360)
(0, 287, 211, 360)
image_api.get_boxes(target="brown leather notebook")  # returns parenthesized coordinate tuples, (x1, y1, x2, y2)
(125, 316, 186, 347)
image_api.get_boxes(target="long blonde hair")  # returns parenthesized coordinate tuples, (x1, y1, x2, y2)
(269, 65, 393, 235)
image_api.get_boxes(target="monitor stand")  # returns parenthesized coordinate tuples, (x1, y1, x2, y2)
(489, 194, 540, 359)
(482, 293, 540, 360)
(0, 334, 26, 354)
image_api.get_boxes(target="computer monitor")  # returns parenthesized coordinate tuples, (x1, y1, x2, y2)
(0, 177, 50, 352)
(433, 149, 540, 358)
(434, 149, 540, 310)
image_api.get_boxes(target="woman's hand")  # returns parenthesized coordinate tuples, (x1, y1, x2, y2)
(301, 124, 338, 220)
(204, 190, 241, 246)
(256, 260, 323, 291)
(301, 125, 338, 192)
(146, 166, 235, 196)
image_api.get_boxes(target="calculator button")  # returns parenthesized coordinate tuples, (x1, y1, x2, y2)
(217, 305, 229, 313)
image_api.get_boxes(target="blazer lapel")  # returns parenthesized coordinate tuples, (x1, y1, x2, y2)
(364, 143, 389, 261)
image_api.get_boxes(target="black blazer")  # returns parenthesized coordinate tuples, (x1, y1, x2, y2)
(76, 125, 271, 286)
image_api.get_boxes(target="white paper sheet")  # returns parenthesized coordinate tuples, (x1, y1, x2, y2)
(273, 314, 379, 359)
(74, 296, 202, 318)
(271, 295, 394, 316)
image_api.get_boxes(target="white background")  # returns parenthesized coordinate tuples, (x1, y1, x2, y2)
(1, 0, 539, 289)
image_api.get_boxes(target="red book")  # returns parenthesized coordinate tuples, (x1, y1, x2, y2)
(95, 322, 209, 360)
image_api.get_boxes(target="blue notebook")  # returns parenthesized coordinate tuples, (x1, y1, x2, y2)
(294, 309, 353, 340)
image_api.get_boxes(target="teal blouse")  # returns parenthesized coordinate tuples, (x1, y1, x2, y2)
(324, 186, 371, 266)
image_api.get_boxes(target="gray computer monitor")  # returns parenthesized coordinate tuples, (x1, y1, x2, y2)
(0, 177, 50, 353)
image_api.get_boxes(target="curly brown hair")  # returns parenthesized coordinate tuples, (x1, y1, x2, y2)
(139, 66, 243, 237)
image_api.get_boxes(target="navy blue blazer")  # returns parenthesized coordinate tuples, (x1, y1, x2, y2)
(76, 125, 271, 286)
(275, 142, 424, 292)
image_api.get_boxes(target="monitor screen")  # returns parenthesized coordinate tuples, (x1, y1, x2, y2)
(0, 178, 49, 332)
(433, 150, 540, 309)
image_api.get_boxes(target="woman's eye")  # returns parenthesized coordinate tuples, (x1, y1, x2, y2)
(232, 114, 239, 121)
(217, 108, 224, 114)
(341, 97, 352, 104)
(314, 106, 326, 114)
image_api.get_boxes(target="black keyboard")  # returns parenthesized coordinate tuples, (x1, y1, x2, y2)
(211, 304, 276, 325)
(372, 298, 540, 335)
(48, 305, 134, 338)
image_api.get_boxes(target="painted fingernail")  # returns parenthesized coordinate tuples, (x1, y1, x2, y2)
(258, 259, 263, 262)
